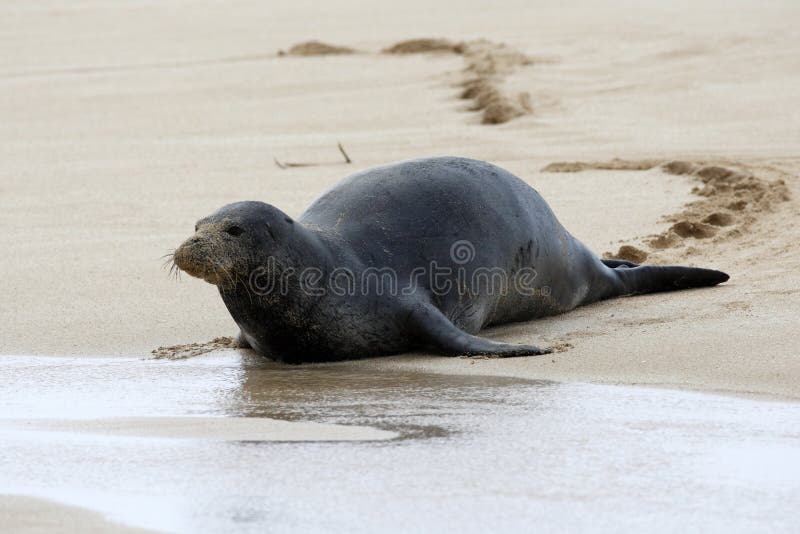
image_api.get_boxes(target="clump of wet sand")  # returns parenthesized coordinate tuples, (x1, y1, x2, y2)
(382, 38, 465, 54)
(151, 336, 238, 359)
(604, 245, 649, 264)
(542, 158, 664, 173)
(669, 220, 717, 239)
(543, 159, 791, 261)
(279, 41, 356, 56)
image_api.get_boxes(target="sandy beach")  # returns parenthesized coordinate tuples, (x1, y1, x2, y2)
(1, 0, 799, 530)
(2, 0, 798, 396)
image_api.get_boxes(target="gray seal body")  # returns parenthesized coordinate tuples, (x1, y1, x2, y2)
(173, 157, 728, 363)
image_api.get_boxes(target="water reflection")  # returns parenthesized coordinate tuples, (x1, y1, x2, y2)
(0, 353, 798, 533)
(230, 353, 554, 437)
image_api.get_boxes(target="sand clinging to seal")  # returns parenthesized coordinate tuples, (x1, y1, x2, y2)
(151, 336, 238, 360)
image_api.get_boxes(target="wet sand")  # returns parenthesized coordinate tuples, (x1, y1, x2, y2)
(2, 417, 396, 442)
(2, 353, 799, 533)
(0, 495, 158, 534)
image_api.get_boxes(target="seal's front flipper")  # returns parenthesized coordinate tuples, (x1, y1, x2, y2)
(408, 302, 550, 358)
(236, 330, 252, 349)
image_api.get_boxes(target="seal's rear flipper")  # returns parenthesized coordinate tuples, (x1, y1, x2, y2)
(612, 265, 730, 296)
(408, 302, 550, 357)
(601, 259, 639, 268)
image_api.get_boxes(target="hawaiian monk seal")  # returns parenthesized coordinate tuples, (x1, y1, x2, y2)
(172, 157, 728, 363)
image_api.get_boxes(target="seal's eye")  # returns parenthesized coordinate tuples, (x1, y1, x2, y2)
(226, 225, 244, 237)
(195, 224, 199, 232)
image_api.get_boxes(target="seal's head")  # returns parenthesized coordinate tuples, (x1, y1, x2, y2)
(172, 201, 296, 287)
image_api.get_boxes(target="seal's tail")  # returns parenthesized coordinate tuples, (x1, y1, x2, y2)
(604, 262, 729, 297)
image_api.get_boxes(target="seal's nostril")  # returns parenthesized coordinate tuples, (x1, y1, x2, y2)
(226, 225, 244, 237)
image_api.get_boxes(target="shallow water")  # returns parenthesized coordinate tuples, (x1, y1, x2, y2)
(1, 353, 799, 533)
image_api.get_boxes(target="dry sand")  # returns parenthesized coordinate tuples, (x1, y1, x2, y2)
(2, 0, 799, 400)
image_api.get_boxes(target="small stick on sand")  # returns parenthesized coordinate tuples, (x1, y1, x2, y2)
(338, 141, 352, 164)
(274, 143, 354, 170)
(273, 157, 316, 169)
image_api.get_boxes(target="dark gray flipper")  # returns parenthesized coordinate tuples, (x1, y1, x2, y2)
(236, 330, 252, 349)
(611, 265, 729, 297)
(601, 259, 639, 268)
(408, 302, 550, 357)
